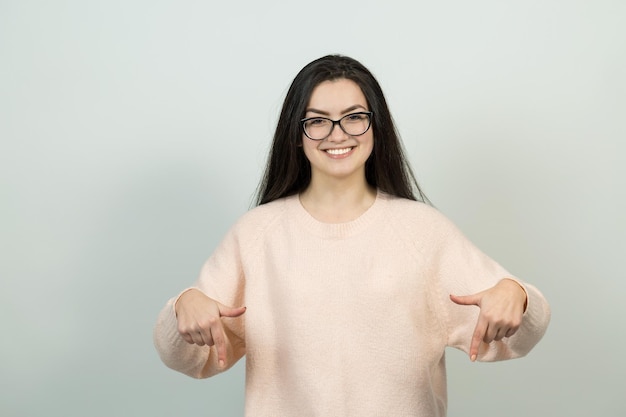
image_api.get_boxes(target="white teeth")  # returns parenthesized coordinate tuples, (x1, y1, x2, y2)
(325, 147, 352, 155)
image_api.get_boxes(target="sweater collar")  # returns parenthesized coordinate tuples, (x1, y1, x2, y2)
(286, 190, 389, 239)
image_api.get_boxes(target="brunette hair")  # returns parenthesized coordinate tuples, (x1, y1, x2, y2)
(255, 54, 428, 205)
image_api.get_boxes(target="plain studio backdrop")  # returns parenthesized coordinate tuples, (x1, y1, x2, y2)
(1, 1, 624, 416)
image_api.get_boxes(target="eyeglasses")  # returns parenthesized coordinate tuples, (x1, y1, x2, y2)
(301, 111, 373, 141)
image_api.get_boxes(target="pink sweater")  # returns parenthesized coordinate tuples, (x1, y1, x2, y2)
(154, 192, 550, 416)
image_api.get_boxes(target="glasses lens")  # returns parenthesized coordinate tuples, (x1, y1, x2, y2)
(340, 113, 371, 136)
(302, 112, 372, 140)
(303, 118, 332, 140)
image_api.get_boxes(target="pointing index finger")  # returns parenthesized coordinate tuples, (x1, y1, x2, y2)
(210, 318, 228, 368)
(470, 316, 487, 362)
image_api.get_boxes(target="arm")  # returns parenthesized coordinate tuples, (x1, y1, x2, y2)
(450, 278, 543, 361)
(431, 213, 550, 361)
(153, 229, 247, 378)
(174, 288, 245, 368)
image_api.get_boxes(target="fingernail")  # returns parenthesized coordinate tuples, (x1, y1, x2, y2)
(219, 359, 224, 368)
(470, 354, 477, 362)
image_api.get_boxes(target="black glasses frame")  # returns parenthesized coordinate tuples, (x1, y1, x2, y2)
(300, 111, 374, 141)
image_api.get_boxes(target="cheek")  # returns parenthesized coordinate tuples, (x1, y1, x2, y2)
(301, 136, 316, 162)
(363, 135, 375, 158)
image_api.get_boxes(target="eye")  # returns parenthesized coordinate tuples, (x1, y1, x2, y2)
(344, 113, 368, 122)
(308, 118, 327, 126)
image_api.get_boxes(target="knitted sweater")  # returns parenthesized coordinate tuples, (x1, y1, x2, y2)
(154, 192, 550, 417)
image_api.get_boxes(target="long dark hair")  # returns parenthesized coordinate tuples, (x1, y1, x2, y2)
(255, 54, 428, 206)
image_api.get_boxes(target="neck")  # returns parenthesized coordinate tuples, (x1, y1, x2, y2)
(299, 175, 376, 223)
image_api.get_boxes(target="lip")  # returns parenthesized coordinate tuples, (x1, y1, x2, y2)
(322, 146, 355, 159)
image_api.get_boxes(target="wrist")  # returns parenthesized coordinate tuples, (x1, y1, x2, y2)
(173, 288, 201, 317)
(501, 278, 528, 312)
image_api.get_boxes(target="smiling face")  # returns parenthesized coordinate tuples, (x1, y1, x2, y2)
(302, 78, 374, 185)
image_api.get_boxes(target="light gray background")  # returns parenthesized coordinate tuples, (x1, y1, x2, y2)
(1, 0, 624, 416)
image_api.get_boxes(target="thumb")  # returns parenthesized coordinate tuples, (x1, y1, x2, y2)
(217, 303, 247, 318)
(449, 293, 482, 307)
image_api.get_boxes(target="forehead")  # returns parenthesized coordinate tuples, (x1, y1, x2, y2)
(307, 78, 368, 111)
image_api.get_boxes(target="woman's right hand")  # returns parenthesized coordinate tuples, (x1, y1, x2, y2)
(175, 289, 246, 367)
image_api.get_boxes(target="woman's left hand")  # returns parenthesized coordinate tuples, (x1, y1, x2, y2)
(450, 279, 527, 361)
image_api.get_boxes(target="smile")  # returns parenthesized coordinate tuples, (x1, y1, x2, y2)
(325, 147, 354, 155)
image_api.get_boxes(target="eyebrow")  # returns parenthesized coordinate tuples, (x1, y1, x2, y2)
(305, 104, 368, 116)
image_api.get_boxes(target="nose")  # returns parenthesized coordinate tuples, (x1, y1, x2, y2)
(327, 122, 348, 142)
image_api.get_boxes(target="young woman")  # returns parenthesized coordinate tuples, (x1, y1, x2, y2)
(154, 55, 550, 417)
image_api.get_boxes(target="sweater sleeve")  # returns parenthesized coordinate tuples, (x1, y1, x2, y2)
(153, 227, 246, 378)
(428, 210, 551, 362)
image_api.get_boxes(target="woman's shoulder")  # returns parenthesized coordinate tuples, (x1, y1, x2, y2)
(381, 192, 444, 220)
(231, 196, 291, 234)
(380, 193, 458, 236)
